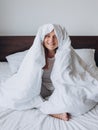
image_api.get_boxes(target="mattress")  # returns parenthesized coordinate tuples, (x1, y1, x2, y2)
(0, 62, 98, 130)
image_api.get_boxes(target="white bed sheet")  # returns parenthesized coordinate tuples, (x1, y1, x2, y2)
(0, 62, 98, 130)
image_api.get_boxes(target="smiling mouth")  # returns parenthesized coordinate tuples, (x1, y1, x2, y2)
(47, 43, 55, 46)
(48, 45, 55, 48)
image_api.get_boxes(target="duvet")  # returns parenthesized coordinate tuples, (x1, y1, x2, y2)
(0, 24, 98, 117)
(0, 61, 98, 130)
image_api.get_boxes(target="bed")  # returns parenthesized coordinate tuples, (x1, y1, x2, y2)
(0, 36, 98, 130)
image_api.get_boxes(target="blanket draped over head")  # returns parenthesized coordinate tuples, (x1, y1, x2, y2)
(0, 24, 98, 116)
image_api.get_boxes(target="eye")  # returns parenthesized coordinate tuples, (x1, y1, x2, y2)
(53, 35, 57, 39)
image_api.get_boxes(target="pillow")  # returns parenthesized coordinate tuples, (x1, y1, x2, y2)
(6, 50, 28, 74)
(75, 49, 96, 68)
(75, 49, 97, 77)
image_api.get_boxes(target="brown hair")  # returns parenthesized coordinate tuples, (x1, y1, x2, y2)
(43, 46, 49, 69)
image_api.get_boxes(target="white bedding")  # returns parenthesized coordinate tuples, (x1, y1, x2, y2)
(0, 61, 98, 130)
(1, 24, 98, 116)
(0, 62, 12, 83)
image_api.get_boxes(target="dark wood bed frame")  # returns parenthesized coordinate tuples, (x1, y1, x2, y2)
(0, 36, 98, 66)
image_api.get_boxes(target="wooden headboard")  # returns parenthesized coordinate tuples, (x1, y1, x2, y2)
(0, 36, 98, 66)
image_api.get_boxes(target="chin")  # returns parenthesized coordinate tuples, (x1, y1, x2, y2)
(48, 48, 55, 51)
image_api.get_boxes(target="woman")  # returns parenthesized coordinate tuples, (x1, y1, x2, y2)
(40, 29, 70, 121)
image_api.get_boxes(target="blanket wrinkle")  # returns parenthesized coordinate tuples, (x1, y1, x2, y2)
(0, 24, 98, 116)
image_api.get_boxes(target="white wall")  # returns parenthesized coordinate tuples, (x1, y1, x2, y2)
(0, 0, 98, 36)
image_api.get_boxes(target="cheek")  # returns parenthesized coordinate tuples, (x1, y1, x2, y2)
(55, 40, 58, 47)
(43, 39, 47, 44)
(43, 41, 47, 48)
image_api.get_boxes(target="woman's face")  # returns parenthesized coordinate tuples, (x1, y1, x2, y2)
(43, 30, 58, 52)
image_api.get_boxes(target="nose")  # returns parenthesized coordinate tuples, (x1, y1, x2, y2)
(49, 37, 54, 43)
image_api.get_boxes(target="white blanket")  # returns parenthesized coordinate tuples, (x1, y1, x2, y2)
(0, 61, 98, 130)
(0, 24, 98, 116)
(40, 46, 98, 116)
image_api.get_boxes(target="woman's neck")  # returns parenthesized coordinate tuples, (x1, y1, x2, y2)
(48, 50, 55, 58)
